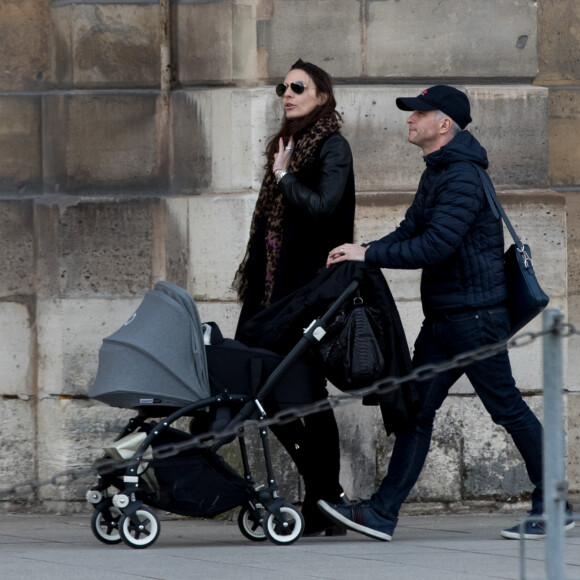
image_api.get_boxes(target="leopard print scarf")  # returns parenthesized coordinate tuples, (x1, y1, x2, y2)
(234, 113, 341, 306)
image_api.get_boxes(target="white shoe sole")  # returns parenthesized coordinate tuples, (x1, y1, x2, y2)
(501, 520, 575, 540)
(317, 500, 392, 542)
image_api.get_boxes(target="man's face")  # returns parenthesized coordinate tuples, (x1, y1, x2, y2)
(406, 109, 445, 154)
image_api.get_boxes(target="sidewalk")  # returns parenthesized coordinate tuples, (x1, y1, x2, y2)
(0, 512, 578, 580)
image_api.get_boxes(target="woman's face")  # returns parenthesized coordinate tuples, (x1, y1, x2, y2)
(279, 69, 326, 120)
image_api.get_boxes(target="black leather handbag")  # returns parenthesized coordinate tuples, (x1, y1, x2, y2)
(318, 293, 385, 391)
(473, 164, 549, 336)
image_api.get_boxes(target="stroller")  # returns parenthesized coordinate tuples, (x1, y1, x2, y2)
(86, 279, 360, 549)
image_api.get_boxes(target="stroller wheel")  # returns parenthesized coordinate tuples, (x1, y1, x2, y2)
(238, 503, 267, 542)
(119, 507, 160, 549)
(263, 503, 304, 546)
(91, 507, 122, 544)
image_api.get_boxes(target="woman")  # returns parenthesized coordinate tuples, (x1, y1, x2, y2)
(234, 59, 356, 535)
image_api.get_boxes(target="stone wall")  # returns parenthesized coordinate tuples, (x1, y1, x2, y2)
(0, 0, 578, 513)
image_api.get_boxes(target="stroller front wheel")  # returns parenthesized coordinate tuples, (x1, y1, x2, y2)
(119, 507, 160, 549)
(264, 503, 304, 546)
(91, 507, 122, 544)
(238, 503, 267, 542)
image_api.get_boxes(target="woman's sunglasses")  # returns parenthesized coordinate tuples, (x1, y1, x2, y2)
(275, 81, 306, 97)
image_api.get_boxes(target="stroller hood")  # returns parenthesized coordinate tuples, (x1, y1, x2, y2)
(89, 281, 211, 409)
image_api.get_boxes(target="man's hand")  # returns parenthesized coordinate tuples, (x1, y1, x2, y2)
(327, 243, 368, 267)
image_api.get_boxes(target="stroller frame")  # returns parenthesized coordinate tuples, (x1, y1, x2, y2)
(87, 279, 360, 549)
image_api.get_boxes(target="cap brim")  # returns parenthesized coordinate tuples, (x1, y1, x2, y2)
(395, 97, 436, 112)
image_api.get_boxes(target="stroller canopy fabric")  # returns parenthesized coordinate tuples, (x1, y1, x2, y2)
(90, 281, 211, 409)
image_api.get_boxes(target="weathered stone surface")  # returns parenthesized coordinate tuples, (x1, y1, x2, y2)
(172, 86, 549, 194)
(567, 391, 580, 493)
(36, 297, 142, 398)
(188, 193, 256, 301)
(174, 0, 257, 84)
(466, 86, 549, 189)
(463, 396, 543, 500)
(0, 0, 49, 91)
(262, 0, 362, 80)
(0, 201, 34, 296)
(536, 0, 580, 85)
(0, 97, 42, 196)
(549, 89, 580, 187)
(43, 92, 168, 194)
(337, 401, 383, 499)
(0, 398, 35, 498)
(367, 0, 538, 80)
(0, 302, 34, 397)
(50, 1, 160, 88)
(36, 398, 134, 504)
(172, 88, 277, 194)
(35, 198, 160, 298)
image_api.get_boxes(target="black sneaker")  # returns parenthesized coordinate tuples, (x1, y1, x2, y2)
(317, 500, 395, 541)
(501, 504, 575, 540)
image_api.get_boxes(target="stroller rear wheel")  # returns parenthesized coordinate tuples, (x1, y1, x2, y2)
(91, 507, 122, 544)
(119, 507, 160, 549)
(263, 503, 304, 546)
(238, 503, 267, 542)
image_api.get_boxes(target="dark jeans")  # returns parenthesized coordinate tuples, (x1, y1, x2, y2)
(370, 305, 543, 523)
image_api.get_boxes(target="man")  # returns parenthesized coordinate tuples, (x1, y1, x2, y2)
(320, 85, 574, 541)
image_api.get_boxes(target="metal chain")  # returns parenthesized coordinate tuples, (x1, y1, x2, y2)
(1, 321, 577, 499)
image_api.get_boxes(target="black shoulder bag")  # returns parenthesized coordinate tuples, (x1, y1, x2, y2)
(472, 164, 549, 336)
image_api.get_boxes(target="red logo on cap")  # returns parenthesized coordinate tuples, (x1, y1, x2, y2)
(421, 90, 428, 95)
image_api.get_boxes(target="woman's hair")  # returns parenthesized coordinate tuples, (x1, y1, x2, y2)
(264, 59, 342, 162)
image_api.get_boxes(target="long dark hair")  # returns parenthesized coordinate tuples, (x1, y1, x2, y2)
(264, 59, 342, 162)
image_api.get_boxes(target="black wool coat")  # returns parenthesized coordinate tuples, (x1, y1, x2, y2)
(236, 132, 355, 336)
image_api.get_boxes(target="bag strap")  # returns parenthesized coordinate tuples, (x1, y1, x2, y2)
(469, 162, 523, 250)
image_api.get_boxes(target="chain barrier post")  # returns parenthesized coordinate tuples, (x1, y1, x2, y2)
(542, 309, 566, 580)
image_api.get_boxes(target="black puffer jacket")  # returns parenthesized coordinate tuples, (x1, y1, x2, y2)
(364, 131, 507, 316)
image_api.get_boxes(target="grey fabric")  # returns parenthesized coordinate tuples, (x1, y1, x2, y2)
(90, 281, 210, 409)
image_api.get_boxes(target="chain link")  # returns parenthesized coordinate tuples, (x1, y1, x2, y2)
(0, 320, 574, 499)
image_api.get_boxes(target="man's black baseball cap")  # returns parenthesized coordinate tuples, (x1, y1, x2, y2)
(396, 85, 472, 130)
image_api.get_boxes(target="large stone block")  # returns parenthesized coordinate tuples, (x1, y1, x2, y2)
(188, 193, 256, 301)
(172, 88, 277, 194)
(36, 297, 142, 398)
(463, 396, 543, 500)
(36, 397, 133, 506)
(43, 92, 169, 194)
(0, 0, 49, 91)
(0, 97, 42, 196)
(567, 391, 580, 493)
(261, 0, 362, 79)
(549, 89, 580, 187)
(337, 401, 383, 499)
(35, 198, 161, 297)
(467, 86, 549, 189)
(536, 0, 580, 85)
(338, 85, 549, 191)
(0, 200, 34, 296)
(50, 0, 160, 88)
(367, 0, 538, 80)
(0, 398, 36, 499)
(0, 302, 34, 397)
(174, 0, 257, 84)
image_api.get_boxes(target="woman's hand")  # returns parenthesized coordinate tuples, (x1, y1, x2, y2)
(273, 136, 295, 173)
(327, 243, 368, 267)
